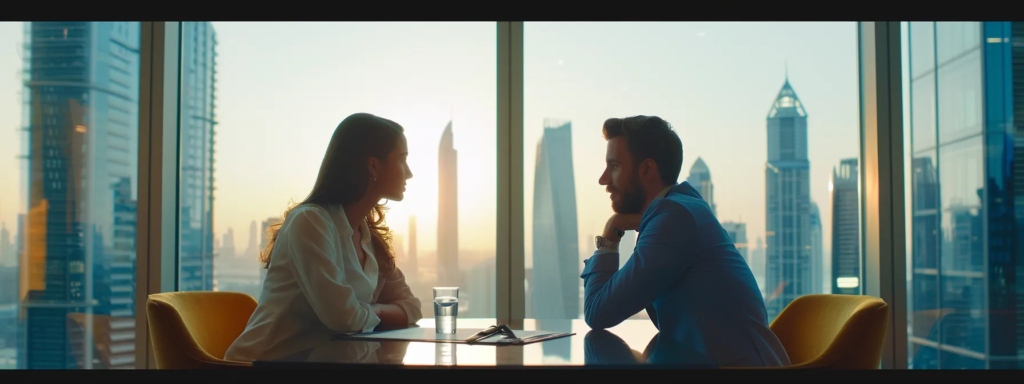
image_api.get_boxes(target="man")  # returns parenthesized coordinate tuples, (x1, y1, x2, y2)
(581, 115, 790, 367)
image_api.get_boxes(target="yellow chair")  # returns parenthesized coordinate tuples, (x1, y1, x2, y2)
(766, 294, 890, 369)
(147, 291, 257, 369)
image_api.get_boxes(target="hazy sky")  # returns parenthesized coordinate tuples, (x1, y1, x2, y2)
(0, 22, 22, 238)
(523, 22, 859, 267)
(0, 22, 859, 271)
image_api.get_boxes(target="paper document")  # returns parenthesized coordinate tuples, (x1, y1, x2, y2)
(338, 327, 573, 345)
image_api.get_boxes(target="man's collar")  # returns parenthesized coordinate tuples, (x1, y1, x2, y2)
(657, 183, 677, 200)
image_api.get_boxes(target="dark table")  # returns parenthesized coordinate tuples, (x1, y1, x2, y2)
(254, 318, 716, 368)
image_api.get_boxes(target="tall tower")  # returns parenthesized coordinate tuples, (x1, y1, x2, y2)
(246, 221, 257, 260)
(178, 22, 218, 292)
(0, 222, 12, 267)
(764, 73, 812, 322)
(751, 236, 766, 295)
(722, 222, 748, 263)
(222, 228, 236, 260)
(531, 119, 580, 319)
(830, 158, 859, 295)
(407, 216, 418, 279)
(20, 22, 141, 369)
(437, 121, 460, 286)
(686, 157, 716, 215)
(809, 202, 823, 294)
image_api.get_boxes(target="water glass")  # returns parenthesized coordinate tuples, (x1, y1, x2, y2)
(433, 287, 459, 334)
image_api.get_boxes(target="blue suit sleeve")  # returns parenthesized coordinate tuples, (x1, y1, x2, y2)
(581, 200, 698, 329)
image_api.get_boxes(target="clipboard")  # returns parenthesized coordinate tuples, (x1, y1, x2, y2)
(336, 326, 574, 346)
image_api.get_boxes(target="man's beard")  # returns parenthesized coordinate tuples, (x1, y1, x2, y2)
(611, 173, 646, 214)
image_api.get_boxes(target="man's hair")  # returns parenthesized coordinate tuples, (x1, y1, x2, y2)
(602, 115, 683, 186)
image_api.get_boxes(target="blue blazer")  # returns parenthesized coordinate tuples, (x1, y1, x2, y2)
(581, 181, 791, 367)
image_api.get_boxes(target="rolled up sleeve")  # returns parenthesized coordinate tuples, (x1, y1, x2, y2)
(376, 267, 424, 325)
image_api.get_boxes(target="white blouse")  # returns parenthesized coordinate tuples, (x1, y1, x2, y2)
(224, 204, 423, 362)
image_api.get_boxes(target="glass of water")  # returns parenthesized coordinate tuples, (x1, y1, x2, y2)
(433, 287, 459, 334)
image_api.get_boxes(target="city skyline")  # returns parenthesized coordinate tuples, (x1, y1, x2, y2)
(0, 22, 863, 265)
(18, 22, 142, 369)
(0, 22, 861, 301)
(0, 22, 866, 367)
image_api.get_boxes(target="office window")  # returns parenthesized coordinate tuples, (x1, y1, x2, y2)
(903, 21, 1024, 369)
(522, 22, 863, 334)
(0, 22, 142, 369)
(176, 22, 497, 319)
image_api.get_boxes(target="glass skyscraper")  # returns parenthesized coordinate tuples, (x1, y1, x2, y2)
(764, 76, 813, 322)
(906, 21, 1023, 369)
(531, 119, 580, 319)
(686, 157, 715, 216)
(178, 22, 217, 292)
(830, 158, 860, 295)
(19, 22, 141, 369)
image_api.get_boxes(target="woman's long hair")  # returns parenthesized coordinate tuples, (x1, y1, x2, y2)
(259, 113, 404, 277)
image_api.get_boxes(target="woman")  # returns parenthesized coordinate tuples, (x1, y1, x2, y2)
(225, 113, 423, 362)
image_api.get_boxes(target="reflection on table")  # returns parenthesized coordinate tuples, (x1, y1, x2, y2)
(259, 318, 716, 368)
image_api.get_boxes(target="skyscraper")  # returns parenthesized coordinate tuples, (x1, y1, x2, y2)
(618, 230, 636, 268)
(404, 215, 431, 312)
(246, 221, 257, 261)
(531, 119, 580, 319)
(178, 22, 218, 293)
(222, 228, 236, 260)
(0, 215, 19, 368)
(751, 237, 766, 296)
(19, 22, 141, 369)
(722, 222, 748, 263)
(906, 21, 1024, 369)
(0, 222, 12, 267)
(764, 73, 812, 321)
(406, 216, 419, 281)
(437, 121, 460, 287)
(809, 202, 823, 294)
(83, 177, 136, 369)
(830, 158, 859, 295)
(686, 157, 716, 215)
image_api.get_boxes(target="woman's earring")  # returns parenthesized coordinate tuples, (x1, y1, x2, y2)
(371, 176, 376, 182)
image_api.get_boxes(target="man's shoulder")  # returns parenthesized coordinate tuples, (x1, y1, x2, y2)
(645, 193, 708, 218)
(641, 195, 727, 242)
(641, 197, 697, 228)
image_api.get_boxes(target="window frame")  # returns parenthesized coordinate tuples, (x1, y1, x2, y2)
(136, 21, 182, 369)
(131, 21, 909, 370)
(858, 21, 909, 369)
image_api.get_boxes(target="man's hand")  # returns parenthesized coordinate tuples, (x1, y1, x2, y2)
(602, 214, 642, 242)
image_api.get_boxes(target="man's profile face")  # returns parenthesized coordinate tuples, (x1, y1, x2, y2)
(599, 137, 646, 214)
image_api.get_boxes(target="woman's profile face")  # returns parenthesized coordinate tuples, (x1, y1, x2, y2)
(378, 134, 412, 202)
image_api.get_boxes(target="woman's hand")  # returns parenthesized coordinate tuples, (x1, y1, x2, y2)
(372, 303, 409, 327)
